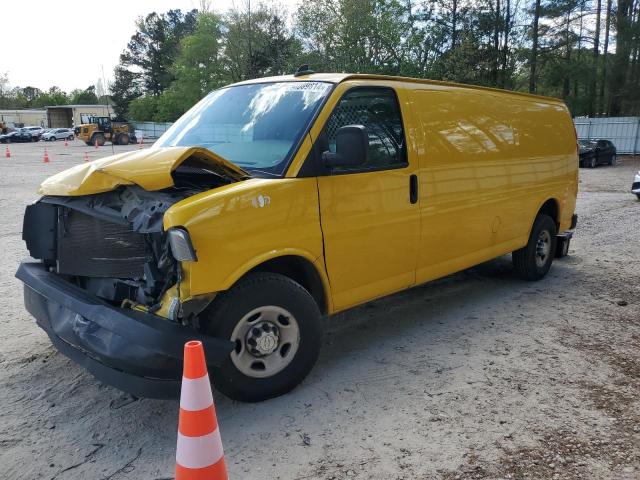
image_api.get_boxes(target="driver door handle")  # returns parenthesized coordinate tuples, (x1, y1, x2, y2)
(409, 174, 418, 204)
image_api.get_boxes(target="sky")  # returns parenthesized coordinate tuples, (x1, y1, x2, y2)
(1, 0, 300, 93)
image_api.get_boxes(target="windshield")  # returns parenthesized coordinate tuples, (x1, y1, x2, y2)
(155, 81, 333, 176)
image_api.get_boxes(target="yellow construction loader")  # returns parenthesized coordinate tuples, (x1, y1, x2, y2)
(76, 117, 137, 146)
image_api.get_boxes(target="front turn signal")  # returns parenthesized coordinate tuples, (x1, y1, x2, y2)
(167, 228, 198, 262)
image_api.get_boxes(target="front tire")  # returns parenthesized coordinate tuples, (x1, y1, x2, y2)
(608, 154, 617, 166)
(512, 214, 557, 281)
(203, 272, 323, 402)
(589, 156, 596, 168)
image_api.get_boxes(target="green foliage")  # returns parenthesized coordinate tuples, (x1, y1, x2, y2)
(111, 66, 142, 118)
(120, 9, 198, 96)
(171, 11, 226, 106)
(127, 95, 159, 122)
(68, 86, 99, 105)
(3, 2, 640, 118)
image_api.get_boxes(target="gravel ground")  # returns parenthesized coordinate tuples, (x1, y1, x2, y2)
(0, 140, 638, 480)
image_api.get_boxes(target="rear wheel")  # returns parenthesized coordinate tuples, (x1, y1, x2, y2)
(512, 214, 557, 281)
(203, 272, 323, 402)
(608, 154, 617, 166)
(118, 133, 130, 145)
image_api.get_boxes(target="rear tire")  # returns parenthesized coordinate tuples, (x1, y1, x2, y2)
(203, 272, 323, 402)
(608, 154, 617, 166)
(118, 133, 130, 145)
(512, 214, 557, 281)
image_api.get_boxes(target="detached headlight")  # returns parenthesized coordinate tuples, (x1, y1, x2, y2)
(167, 228, 197, 262)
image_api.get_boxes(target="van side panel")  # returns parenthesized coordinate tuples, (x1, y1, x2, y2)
(410, 85, 577, 284)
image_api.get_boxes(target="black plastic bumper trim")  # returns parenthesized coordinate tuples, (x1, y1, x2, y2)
(16, 262, 234, 399)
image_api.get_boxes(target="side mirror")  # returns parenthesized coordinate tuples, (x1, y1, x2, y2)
(322, 125, 368, 169)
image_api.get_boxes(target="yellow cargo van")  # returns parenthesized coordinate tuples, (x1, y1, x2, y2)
(17, 73, 578, 401)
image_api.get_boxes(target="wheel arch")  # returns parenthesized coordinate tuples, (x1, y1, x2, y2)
(536, 197, 560, 231)
(222, 252, 331, 315)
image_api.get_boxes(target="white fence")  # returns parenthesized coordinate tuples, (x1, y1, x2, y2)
(574, 117, 640, 155)
(132, 121, 173, 140)
(133, 117, 640, 154)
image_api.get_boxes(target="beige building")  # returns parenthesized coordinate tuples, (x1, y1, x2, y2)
(46, 104, 114, 128)
(0, 105, 114, 129)
(0, 109, 47, 128)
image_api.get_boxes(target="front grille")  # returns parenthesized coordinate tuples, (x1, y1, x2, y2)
(57, 209, 147, 278)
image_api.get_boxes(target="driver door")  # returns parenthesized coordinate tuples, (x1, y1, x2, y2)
(315, 86, 420, 311)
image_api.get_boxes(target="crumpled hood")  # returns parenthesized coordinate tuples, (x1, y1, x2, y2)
(38, 146, 248, 196)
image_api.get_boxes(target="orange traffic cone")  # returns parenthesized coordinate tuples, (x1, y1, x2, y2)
(64, 138, 68, 147)
(175, 340, 228, 480)
(84, 152, 89, 162)
(94, 138, 99, 149)
(4, 146, 10, 158)
(43, 148, 50, 163)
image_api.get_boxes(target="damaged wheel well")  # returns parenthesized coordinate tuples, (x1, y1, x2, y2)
(247, 256, 328, 315)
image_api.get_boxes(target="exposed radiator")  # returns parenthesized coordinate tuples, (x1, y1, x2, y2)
(57, 209, 147, 278)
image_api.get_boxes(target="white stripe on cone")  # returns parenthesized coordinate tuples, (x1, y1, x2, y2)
(176, 429, 225, 469)
(180, 374, 214, 411)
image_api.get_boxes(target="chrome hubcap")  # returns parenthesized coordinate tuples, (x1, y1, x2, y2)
(230, 306, 300, 378)
(535, 230, 551, 268)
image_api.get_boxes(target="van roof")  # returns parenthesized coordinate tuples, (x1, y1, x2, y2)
(232, 73, 565, 105)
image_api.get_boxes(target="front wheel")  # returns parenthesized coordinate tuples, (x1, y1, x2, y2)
(203, 272, 323, 402)
(512, 214, 557, 281)
(589, 156, 597, 168)
(608, 154, 617, 166)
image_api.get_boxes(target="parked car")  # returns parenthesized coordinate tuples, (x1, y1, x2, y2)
(42, 128, 75, 141)
(579, 139, 617, 168)
(0, 130, 35, 143)
(23, 126, 45, 141)
(632, 171, 640, 199)
(17, 73, 578, 402)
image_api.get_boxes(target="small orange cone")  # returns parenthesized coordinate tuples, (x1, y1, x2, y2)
(4, 146, 10, 158)
(175, 340, 228, 480)
(84, 152, 89, 162)
(94, 138, 99, 149)
(43, 148, 50, 163)
(64, 138, 68, 147)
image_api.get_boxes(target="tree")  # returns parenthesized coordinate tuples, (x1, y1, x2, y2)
(225, 2, 298, 81)
(529, 0, 542, 92)
(120, 9, 198, 96)
(69, 86, 99, 105)
(128, 95, 159, 121)
(588, 0, 601, 115)
(170, 11, 226, 107)
(110, 66, 142, 118)
(608, 0, 634, 114)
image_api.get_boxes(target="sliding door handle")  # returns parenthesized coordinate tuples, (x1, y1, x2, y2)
(409, 174, 418, 204)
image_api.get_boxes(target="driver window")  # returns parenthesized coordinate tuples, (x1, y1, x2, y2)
(323, 87, 407, 172)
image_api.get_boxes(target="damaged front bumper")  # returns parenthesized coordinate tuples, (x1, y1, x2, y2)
(16, 262, 234, 399)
